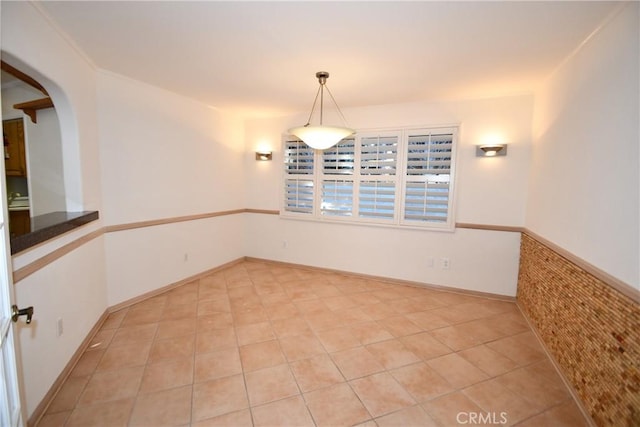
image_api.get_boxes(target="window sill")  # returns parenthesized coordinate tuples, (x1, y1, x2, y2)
(10, 211, 99, 255)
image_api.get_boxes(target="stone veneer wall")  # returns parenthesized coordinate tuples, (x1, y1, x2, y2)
(517, 233, 639, 426)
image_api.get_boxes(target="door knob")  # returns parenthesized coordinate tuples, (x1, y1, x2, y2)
(11, 305, 34, 324)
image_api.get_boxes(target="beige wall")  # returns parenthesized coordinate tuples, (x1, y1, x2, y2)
(243, 95, 533, 296)
(2, 1, 108, 417)
(527, 2, 639, 289)
(96, 71, 247, 306)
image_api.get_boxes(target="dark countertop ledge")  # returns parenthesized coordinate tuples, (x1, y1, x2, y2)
(10, 211, 99, 255)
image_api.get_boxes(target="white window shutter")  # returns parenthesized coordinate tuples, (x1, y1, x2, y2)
(359, 180, 395, 219)
(284, 139, 314, 175)
(284, 179, 314, 214)
(283, 127, 456, 229)
(361, 135, 398, 176)
(322, 138, 355, 175)
(321, 179, 354, 217)
(403, 131, 454, 224)
(283, 138, 314, 214)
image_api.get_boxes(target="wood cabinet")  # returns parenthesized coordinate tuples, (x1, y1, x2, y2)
(3, 119, 27, 177)
(9, 210, 30, 237)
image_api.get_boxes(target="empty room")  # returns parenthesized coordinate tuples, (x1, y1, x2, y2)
(0, 1, 637, 426)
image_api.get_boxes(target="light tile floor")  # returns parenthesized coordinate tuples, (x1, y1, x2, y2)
(38, 261, 589, 426)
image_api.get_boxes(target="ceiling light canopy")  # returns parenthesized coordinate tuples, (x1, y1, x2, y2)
(288, 71, 355, 150)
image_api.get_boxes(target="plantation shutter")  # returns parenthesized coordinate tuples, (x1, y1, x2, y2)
(282, 127, 456, 229)
(360, 135, 397, 175)
(284, 138, 314, 214)
(403, 131, 454, 224)
(321, 180, 353, 216)
(284, 139, 314, 174)
(359, 181, 395, 219)
(284, 179, 314, 214)
(356, 133, 399, 220)
(322, 138, 355, 175)
(320, 138, 355, 217)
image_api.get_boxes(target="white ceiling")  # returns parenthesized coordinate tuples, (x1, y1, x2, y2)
(35, 1, 621, 118)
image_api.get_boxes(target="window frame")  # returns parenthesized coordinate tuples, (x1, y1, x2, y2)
(281, 125, 458, 231)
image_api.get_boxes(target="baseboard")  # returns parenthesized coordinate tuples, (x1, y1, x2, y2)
(244, 256, 516, 301)
(107, 257, 245, 313)
(515, 302, 596, 427)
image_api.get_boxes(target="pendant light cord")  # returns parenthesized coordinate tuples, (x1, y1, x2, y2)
(303, 81, 349, 128)
(304, 85, 323, 127)
(324, 85, 350, 128)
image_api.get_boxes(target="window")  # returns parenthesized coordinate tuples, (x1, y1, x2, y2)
(282, 126, 457, 230)
(283, 139, 314, 214)
(403, 131, 454, 224)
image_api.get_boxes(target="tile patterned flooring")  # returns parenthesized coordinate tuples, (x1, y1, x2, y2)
(38, 261, 589, 426)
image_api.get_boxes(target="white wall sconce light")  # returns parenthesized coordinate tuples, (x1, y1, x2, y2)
(288, 71, 355, 150)
(476, 144, 507, 157)
(255, 151, 273, 161)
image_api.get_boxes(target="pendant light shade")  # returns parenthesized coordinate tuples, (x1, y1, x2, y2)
(287, 125, 354, 150)
(288, 71, 354, 150)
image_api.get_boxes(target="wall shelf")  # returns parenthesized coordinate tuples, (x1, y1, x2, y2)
(13, 97, 54, 124)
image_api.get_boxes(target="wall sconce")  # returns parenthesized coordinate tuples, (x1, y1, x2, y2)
(255, 151, 273, 161)
(476, 144, 507, 157)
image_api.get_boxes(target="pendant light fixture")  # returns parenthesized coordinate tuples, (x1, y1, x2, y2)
(288, 71, 355, 150)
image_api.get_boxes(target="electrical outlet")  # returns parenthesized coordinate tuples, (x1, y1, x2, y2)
(282, 240, 288, 249)
(441, 258, 450, 270)
(184, 253, 189, 262)
(56, 318, 63, 337)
